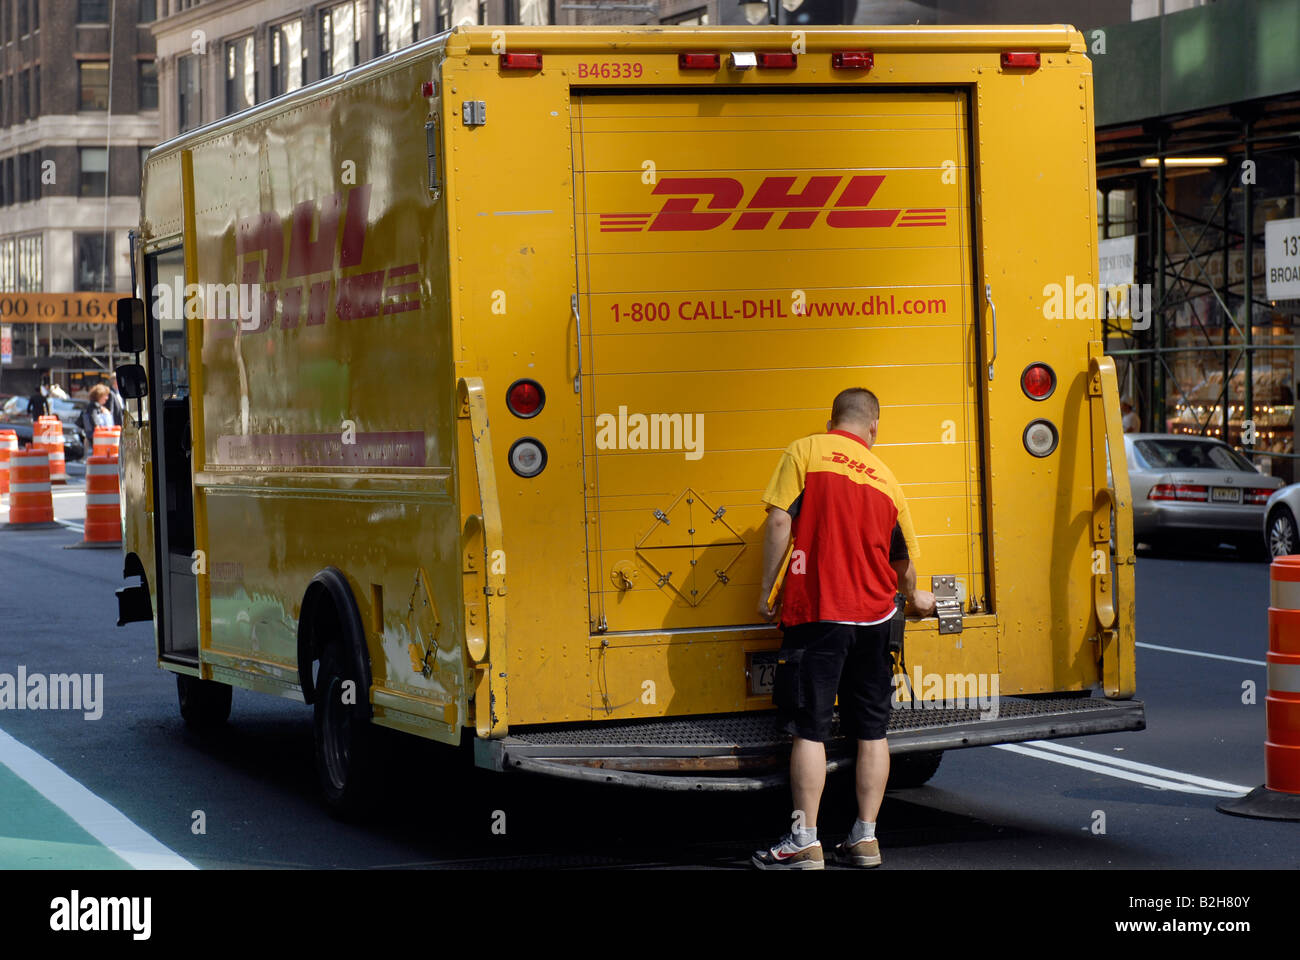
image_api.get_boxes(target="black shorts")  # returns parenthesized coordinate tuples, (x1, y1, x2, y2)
(774, 620, 894, 743)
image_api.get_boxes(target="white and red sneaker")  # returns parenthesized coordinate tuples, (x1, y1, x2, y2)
(751, 834, 824, 870)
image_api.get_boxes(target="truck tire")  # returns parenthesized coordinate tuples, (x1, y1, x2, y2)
(313, 641, 376, 817)
(177, 673, 232, 729)
(888, 751, 943, 788)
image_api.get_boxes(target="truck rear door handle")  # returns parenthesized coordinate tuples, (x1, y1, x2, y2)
(572, 294, 582, 393)
(985, 283, 997, 381)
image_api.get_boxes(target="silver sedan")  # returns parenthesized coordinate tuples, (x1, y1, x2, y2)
(1123, 433, 1283, 553)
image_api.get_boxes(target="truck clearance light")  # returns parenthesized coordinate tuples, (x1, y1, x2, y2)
(1246, 488, 1276, 505)
(508, 438, 548, 478)
(500, 52, 543, 70)
(679, 52, 721, 70)
(1148, 484, 1209, 502)
(506, 379, 545, 419)
(757, 52, 797, 69)
(1022, 419, 1058, 458)
(1001, 51, 1041, 70)
(831, 51, 873, 71)
(1021, 362, 1056, 400)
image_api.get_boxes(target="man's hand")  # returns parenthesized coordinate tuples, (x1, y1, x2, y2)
(757, 594, 778, 622)
(908, 589, 937, 617)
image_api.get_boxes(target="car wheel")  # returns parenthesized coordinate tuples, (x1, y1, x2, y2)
(1267, 506, 1299, 559)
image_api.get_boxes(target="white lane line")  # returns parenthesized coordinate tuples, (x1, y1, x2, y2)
(1136, 641, 1266, 667)
(1021, 740, 1255, 793)
(994, 743, 1250, 798)
(54, 519, 84, 532)
(0, 726, 195, 870)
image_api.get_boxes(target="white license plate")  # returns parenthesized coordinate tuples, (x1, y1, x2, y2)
(749, 652, 779, 697)
(1211, 487, 1241, 503)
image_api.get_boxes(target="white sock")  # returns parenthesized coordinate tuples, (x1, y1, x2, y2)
(792, 826, 818, 846)
(849, 819, 876, 843)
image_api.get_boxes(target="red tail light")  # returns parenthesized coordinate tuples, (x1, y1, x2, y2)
(831, 51, 873, 71)
(1001, 51, 1040, 69)
(679, 52, 720, 70)
(1021, 362, 1056, 400)
(1246, 487, 1275, 505)
(1149, 484, 1209, 502)
(506, 379, 545, 418)
(500, 52, 543, 70)
(758, 52, 796, 69)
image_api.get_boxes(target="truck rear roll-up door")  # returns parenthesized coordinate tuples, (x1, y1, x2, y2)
(572, 90, 987, 634)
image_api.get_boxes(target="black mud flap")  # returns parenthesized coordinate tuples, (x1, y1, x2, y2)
(116, 584, 152, 626)
(475, 696, 1147, 792)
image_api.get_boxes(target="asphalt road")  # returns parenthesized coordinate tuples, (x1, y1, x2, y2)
(0, 471, 1295, 869)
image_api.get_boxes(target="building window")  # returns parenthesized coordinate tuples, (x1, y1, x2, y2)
(662, 8, 708, 24)
(320, 2, 359, 78)
(18, 69, 29, 120)
(178, 54, 201, 131)
(0, 156, 9, 206)
(138, 60, 158, 110)
(33, 65, 39, 114)
(79, 61, 110, 111)
(17, 0, 27, 35)
(79, 146, 108, 197)
(377, 0, 421, 54)
(138, 0, 157, 22)
(225, 35, 256, 114)
(3, 233, 43, 291)
(78, 0, 109, 23)
(15, 150, 40, 202)
(75, 233, 113, 292)
(270, 19, 305, 97)
(508, 0, 550, 24)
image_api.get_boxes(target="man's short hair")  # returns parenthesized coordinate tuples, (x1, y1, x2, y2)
(831, 388, 880, 425)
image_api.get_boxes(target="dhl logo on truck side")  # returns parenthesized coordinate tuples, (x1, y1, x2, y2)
(231, 184, 420, 334)
(599, 175, 946, 233)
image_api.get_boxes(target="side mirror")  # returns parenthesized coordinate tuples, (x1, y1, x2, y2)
(115, 297, 147, 354)
(116, 363, 148, 400)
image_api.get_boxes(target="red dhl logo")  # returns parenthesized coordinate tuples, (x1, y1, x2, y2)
(232, 184, 420, 333)
(824, 451, 880, 478)
(599, 175, 946, 233)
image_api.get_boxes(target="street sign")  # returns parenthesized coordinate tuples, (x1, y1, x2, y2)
(1, 324, 10, 364)
(1265, 217, 1300, 301)
(0, 293, 119, 324)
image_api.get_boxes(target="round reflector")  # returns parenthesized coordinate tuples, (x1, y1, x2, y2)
(506, 379, 545, 418)
(1021, 362, 1056, 400)
(1023, 419, 1059, 458)
(508, 437, 547, 478)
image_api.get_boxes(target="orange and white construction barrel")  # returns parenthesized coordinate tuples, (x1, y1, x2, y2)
(92, 425, 121, 459)
(1, 449, 57, 529)
(67, 455, 122, 549)
(35, 415, 67, 485)
(0, 429, 17, 495)
(1218, 555, 1300, 819)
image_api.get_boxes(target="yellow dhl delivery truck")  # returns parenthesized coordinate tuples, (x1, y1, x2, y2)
(113, 24, 1143, 813)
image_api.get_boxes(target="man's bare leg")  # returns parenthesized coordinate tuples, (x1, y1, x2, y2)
(855, 737, 890, 823)
(790, 736, 827, 829)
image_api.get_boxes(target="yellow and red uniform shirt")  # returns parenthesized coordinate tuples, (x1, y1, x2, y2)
(762, 429, 920, 627)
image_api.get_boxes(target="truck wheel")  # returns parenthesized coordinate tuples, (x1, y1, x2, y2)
(888, 751, 943, 788)
(177, 673, 232, 729)
(313, 642, 375, 817)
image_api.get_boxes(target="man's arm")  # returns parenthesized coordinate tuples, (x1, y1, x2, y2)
(757, 507, 792, 621)
(891, 556, 936, 617)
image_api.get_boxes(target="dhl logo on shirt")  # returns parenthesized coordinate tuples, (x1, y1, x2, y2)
(822, 451, 880, 479)
(599, 175, 946, 233)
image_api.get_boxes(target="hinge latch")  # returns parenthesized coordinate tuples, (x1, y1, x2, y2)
(461, 100, 486, 126)
(933, 575, 963, 634)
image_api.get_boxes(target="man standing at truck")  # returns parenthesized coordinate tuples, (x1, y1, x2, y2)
(752, 388, 935, 870)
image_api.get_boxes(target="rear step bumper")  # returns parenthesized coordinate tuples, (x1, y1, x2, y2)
(475, 696, 1146, 791)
